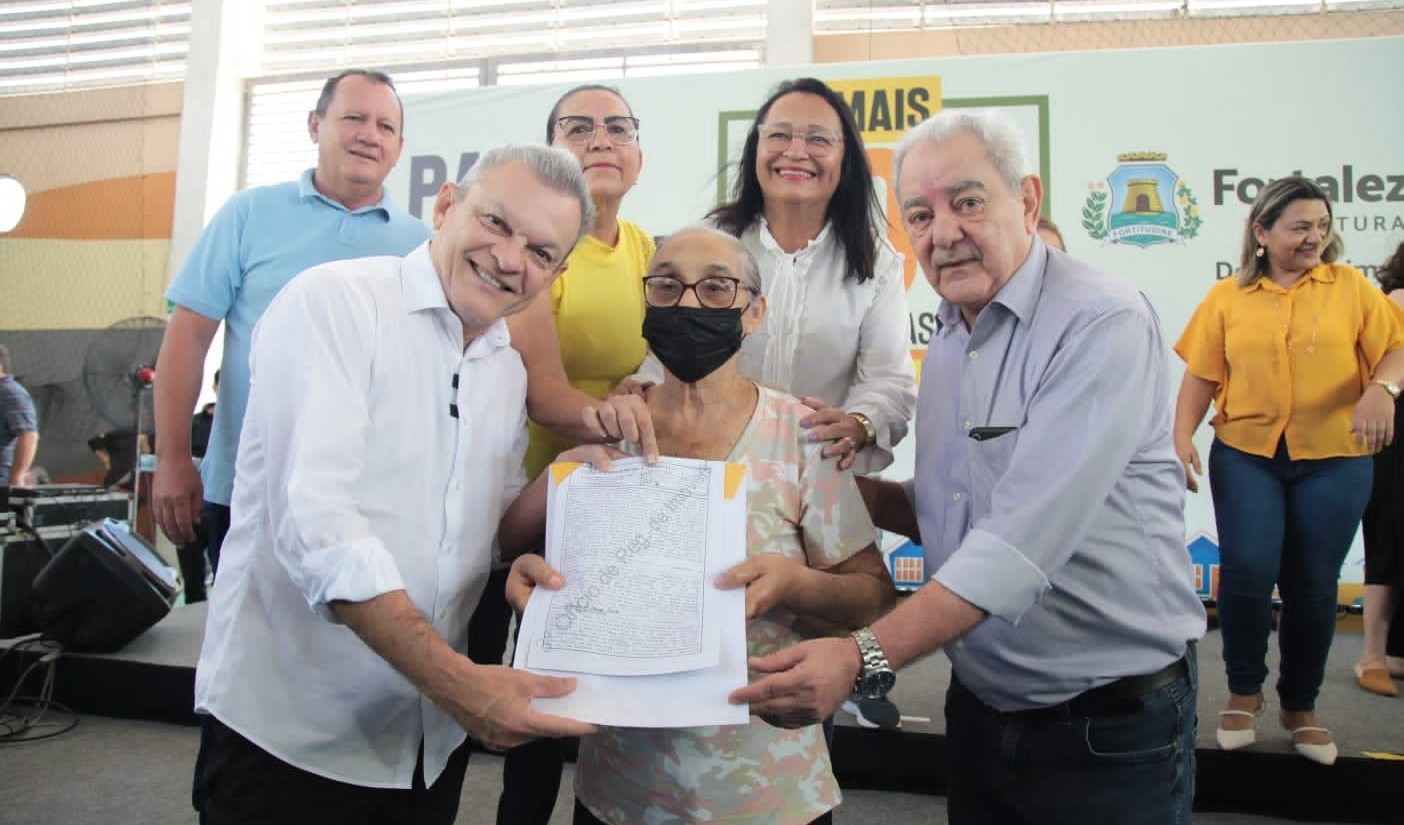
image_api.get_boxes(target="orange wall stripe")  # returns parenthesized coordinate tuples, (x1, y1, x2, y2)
(9, 171, 176, 240)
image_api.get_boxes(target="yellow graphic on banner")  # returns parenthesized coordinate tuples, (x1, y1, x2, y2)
(827, 77, 942, 142)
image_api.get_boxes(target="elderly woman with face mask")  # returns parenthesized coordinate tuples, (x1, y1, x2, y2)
(501, 226, 896, 825)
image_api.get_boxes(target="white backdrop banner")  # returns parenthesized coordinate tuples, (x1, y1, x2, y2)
(390, 36, 1404, 599)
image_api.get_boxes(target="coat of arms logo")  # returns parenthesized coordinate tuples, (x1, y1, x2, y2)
(1083, 152, 1201, 247)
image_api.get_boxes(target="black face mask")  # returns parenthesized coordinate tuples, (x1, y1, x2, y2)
(642, 305, 745, 384)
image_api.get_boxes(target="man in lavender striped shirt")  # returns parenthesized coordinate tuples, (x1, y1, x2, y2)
(735, 109, 1206, 825)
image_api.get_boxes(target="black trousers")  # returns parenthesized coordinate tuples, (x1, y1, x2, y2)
(192, 715, 471, 825)
(201, 501, 232, 575)
(175, 516, 209, 604)
(469, 565, 573, 825)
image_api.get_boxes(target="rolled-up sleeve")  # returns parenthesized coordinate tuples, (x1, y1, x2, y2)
(934, 306, 1166, 624)
(247, 270, 406, 620)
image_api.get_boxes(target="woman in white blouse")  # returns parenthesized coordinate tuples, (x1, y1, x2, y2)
(627, 78, 916, 473)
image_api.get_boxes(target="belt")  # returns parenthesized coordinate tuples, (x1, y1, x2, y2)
(1011, 654, 1190, 721)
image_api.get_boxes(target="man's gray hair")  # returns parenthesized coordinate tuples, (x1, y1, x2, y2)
(894, 109, 1034, 199)
(455, 145, 596, 247)
(659, 224, 762, 295)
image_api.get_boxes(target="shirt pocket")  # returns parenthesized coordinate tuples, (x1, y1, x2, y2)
(967, 427, 1019, 508)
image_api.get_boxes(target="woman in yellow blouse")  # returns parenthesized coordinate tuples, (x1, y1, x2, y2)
(495, 83, 654, 825)
(1174, 176, 1404, 765)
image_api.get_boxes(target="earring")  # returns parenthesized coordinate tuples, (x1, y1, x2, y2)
(1255, 245, 1265, 259)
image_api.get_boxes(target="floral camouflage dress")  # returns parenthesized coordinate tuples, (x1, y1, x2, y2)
(576, 386, 877, 825)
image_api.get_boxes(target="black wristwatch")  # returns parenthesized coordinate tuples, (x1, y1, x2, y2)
(851, 626, 896, 699)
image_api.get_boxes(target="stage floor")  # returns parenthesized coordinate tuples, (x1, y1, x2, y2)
(4, 602, 1400, 823)
(864, 625, 1404, 760)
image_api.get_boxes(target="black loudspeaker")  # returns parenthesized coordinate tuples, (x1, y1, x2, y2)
(32, 519, 181, 652)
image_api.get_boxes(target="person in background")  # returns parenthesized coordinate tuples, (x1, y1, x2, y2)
(173, 369, 220, 604)
(626, 77, 915, 476)
(89, 430, 137, 491)
(1036, 215, 1066, 252)
(1356, 238, 1404, 697)
(1174, 176, 1404, 764)
(733, 109, 1206, 825)
(153, 69, 429, 570)
(505, 225, 895, 825)
(190, 370, 218, 461)
(192, 146, 599, 825)
(155, 69, 655, 575)
(0, 344, 39, 489)
(487, 83, 655, 825)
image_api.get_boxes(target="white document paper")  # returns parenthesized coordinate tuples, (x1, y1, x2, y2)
(513, 456, 751, 728)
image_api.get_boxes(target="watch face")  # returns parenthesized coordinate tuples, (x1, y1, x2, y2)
(860, 669, 896, 698)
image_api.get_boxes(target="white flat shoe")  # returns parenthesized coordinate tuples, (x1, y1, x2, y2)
(1216, 710, 1259, 750)
(1289, 725, 1338, 766)
(1215, 697, 1265, 751)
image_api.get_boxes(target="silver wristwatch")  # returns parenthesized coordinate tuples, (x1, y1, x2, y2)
(1373, 379, 1401, 401)
(851, 626, 896, 700)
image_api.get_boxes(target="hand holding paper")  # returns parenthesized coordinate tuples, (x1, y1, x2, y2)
(512, 456, 750, 728)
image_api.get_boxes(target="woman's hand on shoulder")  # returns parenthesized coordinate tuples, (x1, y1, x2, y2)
(799, 396, 866, 471)
(715, 553, 806, 619)
(582, 394, 659, 464)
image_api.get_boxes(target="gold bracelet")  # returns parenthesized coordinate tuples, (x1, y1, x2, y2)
(848, 412, 877, 447)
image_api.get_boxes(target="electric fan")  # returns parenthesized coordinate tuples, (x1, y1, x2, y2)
(80, 316, 166, 522)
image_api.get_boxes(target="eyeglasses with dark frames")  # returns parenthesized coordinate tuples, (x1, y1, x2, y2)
(643, 275, 754, 309)
(555, 115, 640, 146)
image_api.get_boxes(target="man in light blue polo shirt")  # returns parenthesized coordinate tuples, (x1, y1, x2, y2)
(153, 69, 427, 563)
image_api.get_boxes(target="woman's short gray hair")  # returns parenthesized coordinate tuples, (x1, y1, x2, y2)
(659, 224, 763, 295)
(455, 144, 596, 247)
(894, 109, 1034, 199)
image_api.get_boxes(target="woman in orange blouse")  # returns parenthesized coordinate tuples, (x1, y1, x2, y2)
(1174, 176, 1404, 766)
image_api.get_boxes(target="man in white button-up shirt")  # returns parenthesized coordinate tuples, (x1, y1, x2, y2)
(192, 145, 599, 825)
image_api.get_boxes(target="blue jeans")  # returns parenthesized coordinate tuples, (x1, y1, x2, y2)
(944, 653, 1197, 825)
(1208, 439, 1371, 711)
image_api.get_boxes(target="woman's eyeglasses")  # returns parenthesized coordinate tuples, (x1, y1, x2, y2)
(555, 116, 640, 146)
(755, 123, 842, 158)
(643, 275, 753, 309)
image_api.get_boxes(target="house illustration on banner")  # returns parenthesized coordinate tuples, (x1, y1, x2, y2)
(1187, 532, 1221, 602)
(885, 540, 926, 592)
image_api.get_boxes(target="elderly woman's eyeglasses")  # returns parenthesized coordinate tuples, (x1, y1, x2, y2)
(644, 275, 753, 309)
(756, 123, 842, 158)
(555, 116, 640, 146)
